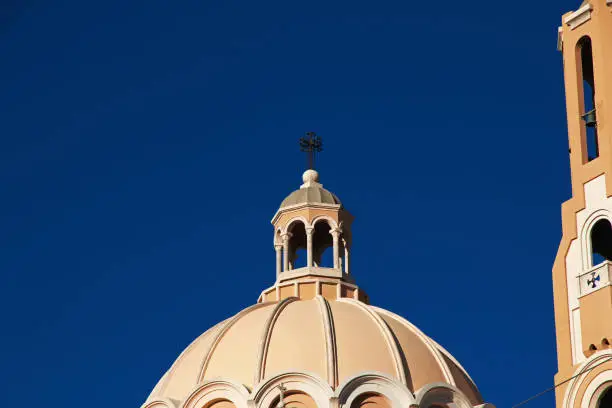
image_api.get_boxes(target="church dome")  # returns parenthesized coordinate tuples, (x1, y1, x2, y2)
(279, 170, 342, 209)
(146, 297, 482, 407)
(143, 146, 492, 408)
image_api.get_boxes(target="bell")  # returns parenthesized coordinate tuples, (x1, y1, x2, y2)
(582, 109, 597, 128)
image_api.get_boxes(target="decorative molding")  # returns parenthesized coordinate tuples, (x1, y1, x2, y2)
(141, 397, 179, 408)
(334, 371, 416, 408)
(580, 208, 611, 271)
(278, 266, 346, 282)
(250, 371, 333, 408)
(198, 303, 270, 383)
(428, 339, 479, 387)
(415, 382, 477, 408)
(153, 319, 231, 399)
(372, 307, 456, 386)
(563, 350, 612, 408)
(259, 278, 360, 303)
(581, 370, 612, 408)
(182, 379, 250, 408)
(338, 299, 408, 386)
(316, 295, 339, 388)
(271, 203, 341, 225)
(564, 3, 593, 30)
(254, 297, 298, 383)
(282, 216, 310, 235)
(311, 215, 339, 230)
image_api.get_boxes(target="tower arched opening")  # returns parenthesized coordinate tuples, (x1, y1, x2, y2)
(591, 219, 612, 266)
(312, 219, 334, 268)
(576, 36, 598, 162)
(287, 220, 308, 270)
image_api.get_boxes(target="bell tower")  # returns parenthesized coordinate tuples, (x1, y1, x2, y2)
(554, 1, 612, 407)
(257, 134, 368, 304)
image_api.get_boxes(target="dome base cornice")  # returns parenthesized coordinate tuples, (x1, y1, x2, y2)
(257, 275, 367, 304)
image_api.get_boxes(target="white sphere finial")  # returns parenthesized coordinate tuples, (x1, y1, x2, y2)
(302, 169, 319, 183)
(300, 169, 321, 188)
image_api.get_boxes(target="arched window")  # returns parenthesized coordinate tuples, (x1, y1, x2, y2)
(577, 36, 598, 162)
(205, 399, 236, 408)
(350, 393, 392, 408)
(312, 220, 334, 268)
(591, 219, 612, 266)
(274, 391, 317, 408)
(598, 387, 612, 408)
(287, 220, 308, 270)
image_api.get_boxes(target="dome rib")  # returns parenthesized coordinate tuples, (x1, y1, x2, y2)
(430, 339, 477, 386)
(254, 297, 299, 384)
(339, 299, 408, 386)
(372, 307, 455, 386)
(148, 300, 483, 404)
(315, 295, 339, 388)
(279, 186, 342, 209)
(151, 318, 231, 400)
(198, 302, 271, 383)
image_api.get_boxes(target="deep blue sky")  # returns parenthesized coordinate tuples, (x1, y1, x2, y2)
(1, 1, 577, 407)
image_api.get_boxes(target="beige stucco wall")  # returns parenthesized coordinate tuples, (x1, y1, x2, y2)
(145, 297, 483, 406)
(264, 300, 327, 380)
(331, 301, 398, 385)
(555, 2, 612, 407)
(205, 305, 275, 387)
(579, 286, 612, 353)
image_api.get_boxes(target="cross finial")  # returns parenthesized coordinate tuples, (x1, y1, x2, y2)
(299, 132, 323, 170)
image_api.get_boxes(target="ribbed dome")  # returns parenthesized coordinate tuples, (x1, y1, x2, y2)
(278, 169, 342, 209)
(280, 186, 342, 209)
(146, 297, 482, 406)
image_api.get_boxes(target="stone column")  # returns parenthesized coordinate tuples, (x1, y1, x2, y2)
(331, 228, 340, 269)
(275, 244, 282, 278)
(344, 244, 350, 275)
(306, 227, 314, 268)
(281, 232, 292, 272)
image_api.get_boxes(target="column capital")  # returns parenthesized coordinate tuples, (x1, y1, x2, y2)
(305, 226, 314, 235)
(280, 232, 293, 240)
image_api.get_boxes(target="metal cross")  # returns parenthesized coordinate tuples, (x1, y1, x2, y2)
(299, 132, 323, 170)
(587, 272, 601, 288)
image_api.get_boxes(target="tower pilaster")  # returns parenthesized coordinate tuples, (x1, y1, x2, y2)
(554, 1, 612, 407)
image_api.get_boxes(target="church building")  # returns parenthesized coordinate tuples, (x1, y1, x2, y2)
(138, 0, 612, 407)
(140, 135, 494, 408)
(554, 0, 612, 407)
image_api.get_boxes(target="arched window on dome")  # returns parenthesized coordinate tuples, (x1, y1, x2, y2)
(591, 219, 612, 266)
(287, 220, 308, 270)
(597, 386, 612, 408)
(204, 399, 236, 408)
(349, 393, 392, 408)
(273, 391, 317, 408)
